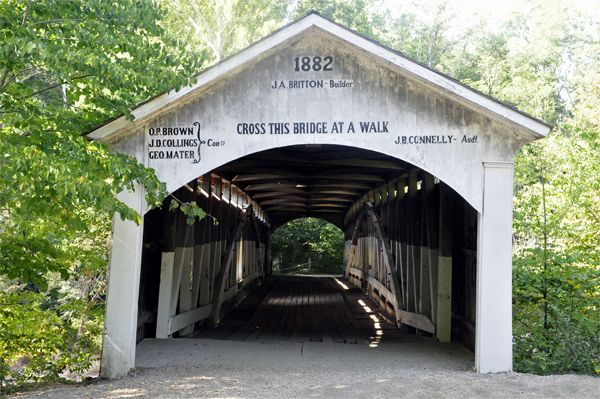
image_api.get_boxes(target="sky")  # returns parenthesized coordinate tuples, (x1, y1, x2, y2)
(383, 0, 600, 32)
(383, 0, 600, 15)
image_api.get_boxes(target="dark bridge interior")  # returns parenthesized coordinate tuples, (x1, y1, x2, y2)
(194, 275, 417, 346)
(212, 145, 415, 229)
(136, 144, 479, 354)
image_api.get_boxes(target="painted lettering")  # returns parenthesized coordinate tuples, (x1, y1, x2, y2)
(331, 121, 345, 133)
(294, 56, 333, 72)
(148, 139, 199, 148)
(272, 78, 352, 90)
(286, 80, 324, 89)
(359, 121, 390, 133)
(269, 122, 290, 134)
(271, 80, 288, 89)
(395, 135, 465, 145)
(328, 79, 353, 88)
(148, 126, 195, 136)
(237, 123, 266, 134)
(461, 135, 478, 143)
(293, 122, 328, 134)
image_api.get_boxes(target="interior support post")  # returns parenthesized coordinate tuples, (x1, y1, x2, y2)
(344, 211, 367, 278)
(156, 183, 195, 339)
(178, 183, 197, 337)
(265, 229, 272, 275)
(436, 182, 453, 342)
(209, 205, 253, 327)
(197, 174, 213, 307)
(100, 184, 145, 378)
(475, 161, 514, 373)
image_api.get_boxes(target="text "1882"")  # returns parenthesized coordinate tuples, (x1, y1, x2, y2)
(294, 56, 333, 72)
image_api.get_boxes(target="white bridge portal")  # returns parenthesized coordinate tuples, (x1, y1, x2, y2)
(88, 12, 550, 378)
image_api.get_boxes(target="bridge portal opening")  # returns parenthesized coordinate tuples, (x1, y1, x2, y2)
(271, 218, 344, 275)
(134, 144, 477, 352)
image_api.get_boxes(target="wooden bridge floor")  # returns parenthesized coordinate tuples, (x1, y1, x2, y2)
(192, 275, 421, 345)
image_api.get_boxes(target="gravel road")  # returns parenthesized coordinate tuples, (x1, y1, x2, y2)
(10, 338, 599, 398)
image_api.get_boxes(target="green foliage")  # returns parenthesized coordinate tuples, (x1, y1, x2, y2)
(169, 199, 207, 225)
(383, 0, 582, 125)
(512, 61, 600, 374)
(384, 0, 475, 72)
(0, 0, 204, 285)
(295, 0, 389, 42)
(513, 248, 600, 374)
(0, 0, 205, 390)
(0, 290, 98, 394)
(161, 0, 290, 62)
(271, 218, 344, 274)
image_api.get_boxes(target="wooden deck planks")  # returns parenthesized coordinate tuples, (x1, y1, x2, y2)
(193, 275, 420, 345)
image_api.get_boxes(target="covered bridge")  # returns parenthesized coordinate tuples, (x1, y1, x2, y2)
(87, 12, 550, 378)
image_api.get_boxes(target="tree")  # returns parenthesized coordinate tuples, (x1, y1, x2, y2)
(0, 0, 206, 285)
(512, 105, 600, 375)
(295, 0, 389, 43)
(0, 0, 204, 390)
(161, 0, 291, 63)
(384, 0, 483, 76)
(271, 218, 344, 275)
(510, 2, 600, 374)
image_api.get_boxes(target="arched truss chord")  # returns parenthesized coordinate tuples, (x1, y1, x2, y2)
(345, 202, 435, 333)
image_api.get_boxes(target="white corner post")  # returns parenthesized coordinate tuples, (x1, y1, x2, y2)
(100, 185, 146, 378)
(475, 161, 514, 373)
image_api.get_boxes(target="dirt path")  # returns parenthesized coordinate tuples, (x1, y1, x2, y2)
(10, 276, 600, 398)
(11, 338, 599, 398)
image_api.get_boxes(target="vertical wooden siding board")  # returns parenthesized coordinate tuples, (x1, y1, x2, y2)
(437, 182, 453, 341)
(156, 183, 192, 338)
(178, 179, 197, 336)
(210, 176, 222, 293)
(395, 178, 407, 312)
(155, 252, 175, 338)
(199, 174, 213, 307)
(424, 175, 437, 325)
(178, 248, 194, 336)
(408, 172, 419, 315)
(192, 178, 208, 309)
(209, 206, 252, 327)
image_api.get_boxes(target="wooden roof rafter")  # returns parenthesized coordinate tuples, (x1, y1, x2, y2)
(210, 144, 421, 229)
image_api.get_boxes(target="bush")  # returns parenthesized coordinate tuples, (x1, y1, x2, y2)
(0, 290, 98, 395)
(513, 249, 600, 375)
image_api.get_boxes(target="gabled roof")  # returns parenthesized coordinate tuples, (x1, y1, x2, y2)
(87, 11, 551, 141)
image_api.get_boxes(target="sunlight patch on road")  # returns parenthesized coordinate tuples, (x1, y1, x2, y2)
(107, 388, 148, 398)
(334, 278, 349, 290)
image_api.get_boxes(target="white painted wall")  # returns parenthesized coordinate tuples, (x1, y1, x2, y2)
(476, 162, 515, 372)
(100, 185, 145, 378)
(92, 20, 547, 216)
